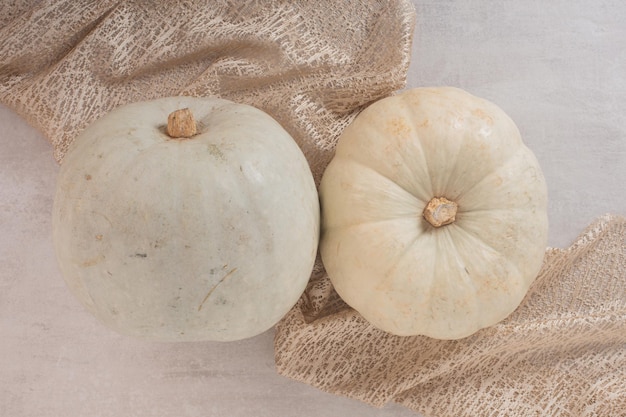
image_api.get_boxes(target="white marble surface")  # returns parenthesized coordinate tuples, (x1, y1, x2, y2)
(2, 1, 625, 416)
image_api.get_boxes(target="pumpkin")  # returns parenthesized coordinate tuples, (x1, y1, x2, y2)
(52, 97, 319, 342)
(319, 87, 548, 339)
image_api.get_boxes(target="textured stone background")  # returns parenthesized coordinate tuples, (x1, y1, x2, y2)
(1, 1, 625, 416)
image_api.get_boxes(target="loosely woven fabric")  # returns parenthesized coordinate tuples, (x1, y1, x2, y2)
(2, 2, 625, 417)
(0, 0, 415, 183)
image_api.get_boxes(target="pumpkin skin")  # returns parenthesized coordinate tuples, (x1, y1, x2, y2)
(52, 97, 319, 342)
(319, 87, 548, 340)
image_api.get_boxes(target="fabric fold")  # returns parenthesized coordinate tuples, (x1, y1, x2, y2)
(0, 0, 415, 184)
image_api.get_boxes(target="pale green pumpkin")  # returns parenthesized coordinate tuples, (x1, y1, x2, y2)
(53, 97, 319, 342)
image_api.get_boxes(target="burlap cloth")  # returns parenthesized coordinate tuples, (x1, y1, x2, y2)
(1, 2, 624, 416)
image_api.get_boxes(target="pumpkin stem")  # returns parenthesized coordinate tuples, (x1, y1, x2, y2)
(423, 197, 458, 227)
(167, 108, 197, 139)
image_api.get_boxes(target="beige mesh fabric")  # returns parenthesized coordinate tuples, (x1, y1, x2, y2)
(2, 2, 626, 417)
(275, 215, 626, 416)
(0, 0, 415, 183)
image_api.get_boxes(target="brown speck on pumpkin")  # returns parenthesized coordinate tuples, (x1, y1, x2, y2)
(471, 107, 494, 125)
(387, 117, 411, 138)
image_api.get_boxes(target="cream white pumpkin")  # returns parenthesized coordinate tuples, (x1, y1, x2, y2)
(52, 96, 319, 342)
(319, 87, 548, 339)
